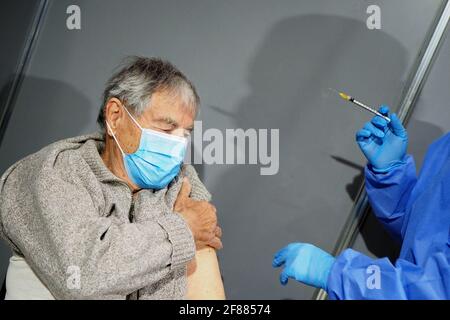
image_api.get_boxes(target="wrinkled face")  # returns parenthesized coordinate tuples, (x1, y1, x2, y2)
(105, 89, 196, 154)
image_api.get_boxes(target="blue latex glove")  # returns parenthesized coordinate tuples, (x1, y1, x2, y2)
(272, 243, 336, 290)
(355, 105, 408, 173)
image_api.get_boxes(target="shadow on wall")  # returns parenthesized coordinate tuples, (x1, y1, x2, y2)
(0, 75, 94, 172)
(208, 14, 407, 299)
(332, 118, 444, 261)
(0, 75, 93, 287)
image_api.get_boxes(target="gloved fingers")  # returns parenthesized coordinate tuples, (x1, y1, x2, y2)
(272, 247, 289, 267)
(272, 258, 285, 268)
(363, 122, 385, 138)
(280, 268, 291, 286)
(355, 129, 371, 142)
(371, 115, 389, 131)
(389, 113, 407, 137)
(378, 105, 390, 116)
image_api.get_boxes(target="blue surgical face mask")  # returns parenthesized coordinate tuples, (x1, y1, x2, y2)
(106, 105, 188, 190)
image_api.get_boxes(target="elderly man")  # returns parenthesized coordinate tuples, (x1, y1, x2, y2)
(0, 57, 225, 299)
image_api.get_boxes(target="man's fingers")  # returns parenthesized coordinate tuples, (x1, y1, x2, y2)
(199, 228, 216, 242)
(207, 236, 223, 250)
(215, 226, 222, 238)
(176, 177, 192, 202)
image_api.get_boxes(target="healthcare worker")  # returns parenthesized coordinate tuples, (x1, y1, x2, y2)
(273, 106, 450, 299)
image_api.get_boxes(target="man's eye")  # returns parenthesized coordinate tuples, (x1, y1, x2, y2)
(157, 127, 173, 133)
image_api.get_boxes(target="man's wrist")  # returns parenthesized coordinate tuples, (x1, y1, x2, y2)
(157, 213, 196, 269)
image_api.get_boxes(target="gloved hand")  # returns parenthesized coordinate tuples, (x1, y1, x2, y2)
(355, 105, 408, 173)
(272, 243, 335, 290)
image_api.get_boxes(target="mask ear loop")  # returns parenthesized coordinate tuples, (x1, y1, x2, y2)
(121, 102, 189, 143)
(121, 103, 144, 131)
(105, 121, 126, 155)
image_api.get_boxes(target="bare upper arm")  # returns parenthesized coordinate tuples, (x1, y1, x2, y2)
(186, 247, 225, 300)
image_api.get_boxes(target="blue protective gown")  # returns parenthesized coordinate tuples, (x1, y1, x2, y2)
(327, 133, 450, 299)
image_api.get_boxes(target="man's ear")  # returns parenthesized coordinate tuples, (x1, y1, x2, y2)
(104, 98, 123, 136)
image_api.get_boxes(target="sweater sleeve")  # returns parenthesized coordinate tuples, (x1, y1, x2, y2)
(0, 155, 195, 299)
(365, 155, 417, 242)
(137, 164, 213, 299)
(183, 164, 212, 202)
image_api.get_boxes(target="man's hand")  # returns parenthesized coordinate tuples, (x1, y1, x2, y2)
(174, 177, 223, 250)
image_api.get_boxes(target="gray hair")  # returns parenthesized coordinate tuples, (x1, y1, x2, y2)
(97, 56, 200, 133)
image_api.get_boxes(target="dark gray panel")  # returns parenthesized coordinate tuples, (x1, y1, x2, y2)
(0, 0, 45, 293)
(0, 0, 40, 116)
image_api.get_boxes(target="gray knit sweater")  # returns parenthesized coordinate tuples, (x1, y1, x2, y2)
(0, 132, 211, 299)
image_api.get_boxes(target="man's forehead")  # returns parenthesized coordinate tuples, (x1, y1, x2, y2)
(143, 93, 195, 127)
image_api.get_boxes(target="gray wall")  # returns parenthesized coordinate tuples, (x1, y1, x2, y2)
(0, 0, 41, 120)
(0, 0, 445, 299)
